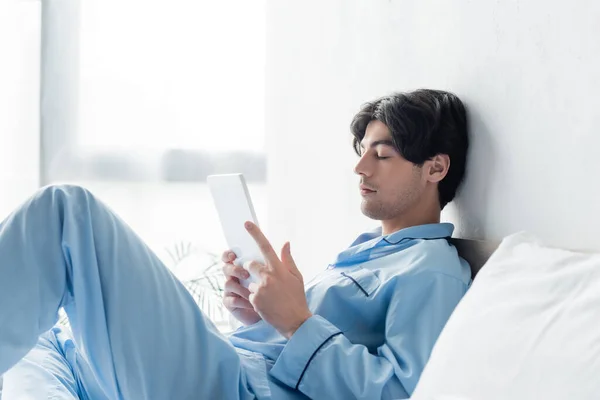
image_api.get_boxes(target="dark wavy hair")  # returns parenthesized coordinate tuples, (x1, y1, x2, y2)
(350, 89, 469, 209)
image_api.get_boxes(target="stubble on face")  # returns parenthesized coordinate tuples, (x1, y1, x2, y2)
(360, 167, 423, 221)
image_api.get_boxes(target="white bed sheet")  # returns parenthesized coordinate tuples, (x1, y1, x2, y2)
(412, 232, 600, 400)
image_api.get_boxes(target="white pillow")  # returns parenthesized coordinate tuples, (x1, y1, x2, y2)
(412, 232, 600, 400)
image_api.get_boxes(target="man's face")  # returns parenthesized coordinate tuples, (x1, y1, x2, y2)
(354, 120, 425, 222)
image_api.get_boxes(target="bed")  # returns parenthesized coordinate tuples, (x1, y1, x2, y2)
(3, 236, 598, 400)
(0, 239, 495, 398)
(413, 233, 600, 399)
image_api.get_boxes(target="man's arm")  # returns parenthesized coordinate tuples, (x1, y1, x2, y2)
(269, 271, 468, 399)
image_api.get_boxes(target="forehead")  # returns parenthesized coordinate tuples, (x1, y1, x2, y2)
(361, 120, 392, 145)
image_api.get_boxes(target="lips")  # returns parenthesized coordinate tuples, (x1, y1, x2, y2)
(360, 184, 376, 194)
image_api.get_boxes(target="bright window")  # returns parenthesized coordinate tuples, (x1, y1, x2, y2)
(43, 0, 267, 328)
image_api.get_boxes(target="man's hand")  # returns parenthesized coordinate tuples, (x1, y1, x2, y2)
(244, 221, 312, 339)
(221, 250, 262, 326)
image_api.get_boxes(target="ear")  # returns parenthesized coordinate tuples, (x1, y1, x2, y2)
(425, 154, 450, 183)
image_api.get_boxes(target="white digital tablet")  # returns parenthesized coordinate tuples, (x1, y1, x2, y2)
(207, 173, 264, 286)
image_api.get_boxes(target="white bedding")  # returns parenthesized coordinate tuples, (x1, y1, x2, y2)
(412, 232, 600, 400)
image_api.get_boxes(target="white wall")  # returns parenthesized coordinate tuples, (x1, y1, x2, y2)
(0, 0, 41, 219)
(266, 0, 600, 278)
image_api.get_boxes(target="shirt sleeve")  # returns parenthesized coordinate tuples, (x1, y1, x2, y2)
(268, 271, 467, 399)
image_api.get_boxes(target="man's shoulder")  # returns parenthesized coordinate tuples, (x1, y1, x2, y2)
(366, 238, 471, 286)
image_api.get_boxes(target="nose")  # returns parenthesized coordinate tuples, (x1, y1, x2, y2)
(354, 153, 371, 177)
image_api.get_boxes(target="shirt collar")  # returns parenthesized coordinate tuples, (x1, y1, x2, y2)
(349, 223, 455, 251)
(381, 222, 454, 244)
(331, 223, 455, 269)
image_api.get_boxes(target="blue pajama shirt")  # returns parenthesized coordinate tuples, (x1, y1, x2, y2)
(0, 185, 470, 399)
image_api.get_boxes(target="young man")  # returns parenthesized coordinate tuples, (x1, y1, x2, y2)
(0, 89, 470, 399)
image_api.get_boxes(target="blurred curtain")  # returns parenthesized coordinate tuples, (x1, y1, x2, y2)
(40, 0, 267, 261)
(40, 0, 267, 329)
(0, 0, 41, 220)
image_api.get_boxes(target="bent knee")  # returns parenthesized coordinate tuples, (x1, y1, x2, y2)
(32, 184, 97, 211)
(37, 184, 92, 199)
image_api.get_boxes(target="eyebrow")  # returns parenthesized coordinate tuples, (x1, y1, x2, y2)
(359, 139, 397, 150)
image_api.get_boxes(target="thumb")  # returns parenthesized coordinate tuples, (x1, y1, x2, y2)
(281, 242, 302, 280)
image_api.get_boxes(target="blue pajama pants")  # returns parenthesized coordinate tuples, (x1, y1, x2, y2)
(0, 185, 259, 399)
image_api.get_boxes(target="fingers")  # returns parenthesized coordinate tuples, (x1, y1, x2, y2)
(247, 282, 258, 306)
(221, 250, 236, 263)
(223, 293, 254, 310)
(222, 262, 250, 281)
(244, 260, 268, 280)
(224, 277, 251, 299)
(281, 241, 302, 280)
(245, 221, 279, 267)
(247, 282, 259, 294)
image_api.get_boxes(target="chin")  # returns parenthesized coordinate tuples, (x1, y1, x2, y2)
(360, 202, 384, 221)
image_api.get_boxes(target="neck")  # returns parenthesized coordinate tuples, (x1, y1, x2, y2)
(381, 199, 441, 235)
